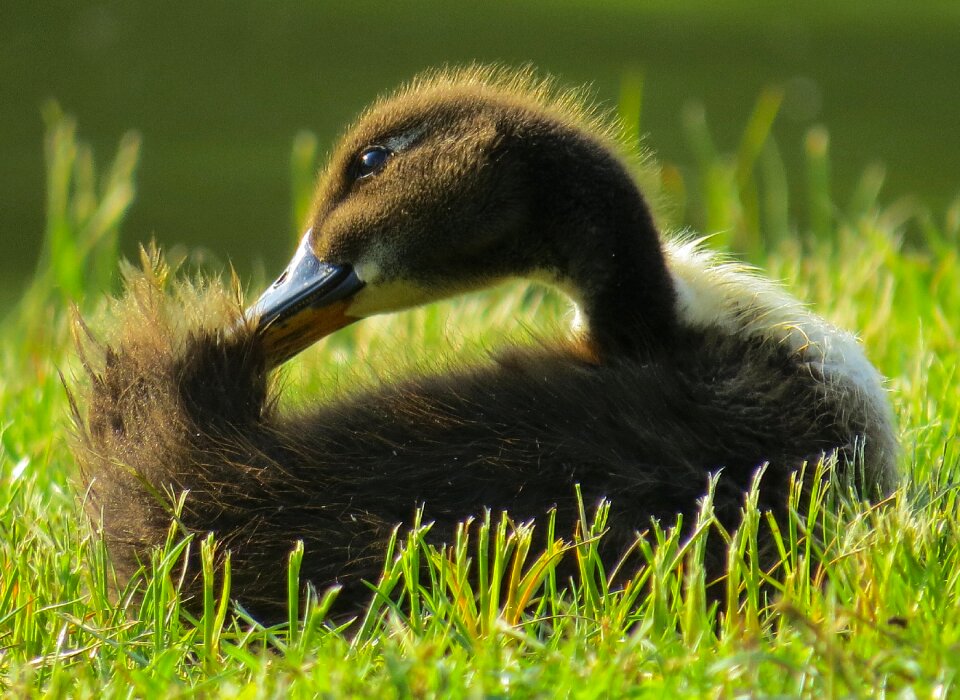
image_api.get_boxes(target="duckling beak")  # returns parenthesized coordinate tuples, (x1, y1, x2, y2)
(247, 230, 365, 366)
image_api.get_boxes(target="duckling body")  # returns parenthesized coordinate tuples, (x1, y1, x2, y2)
(75, 68, 896, 622)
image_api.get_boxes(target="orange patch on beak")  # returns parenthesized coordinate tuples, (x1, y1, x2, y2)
(246, 229, 366, 367)
(258, 300, 359, 367)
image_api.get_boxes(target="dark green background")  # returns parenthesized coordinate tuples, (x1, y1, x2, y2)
(3, 1, 958, 305)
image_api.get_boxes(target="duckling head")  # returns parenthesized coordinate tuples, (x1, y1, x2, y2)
(250, 68, 677, 365)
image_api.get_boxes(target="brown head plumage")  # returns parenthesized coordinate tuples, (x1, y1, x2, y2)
(251, 66, 675, 362)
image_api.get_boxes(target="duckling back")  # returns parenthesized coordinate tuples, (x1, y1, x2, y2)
(74, 251, 895, 622)
(664, 237, 897, 493)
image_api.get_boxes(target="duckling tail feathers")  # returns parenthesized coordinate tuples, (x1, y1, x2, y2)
(72, 250, 275, 606)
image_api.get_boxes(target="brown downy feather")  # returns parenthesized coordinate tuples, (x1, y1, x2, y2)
(72, 68, 895, 623)
(76, 248, 867, 623)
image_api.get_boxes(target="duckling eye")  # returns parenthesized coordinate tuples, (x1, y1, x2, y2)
(355, 146, 392, 179)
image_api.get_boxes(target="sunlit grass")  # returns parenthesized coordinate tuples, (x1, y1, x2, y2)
(1, 85, 958, 696)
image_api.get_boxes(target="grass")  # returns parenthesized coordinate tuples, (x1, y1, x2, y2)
(1, 85, 959, 697)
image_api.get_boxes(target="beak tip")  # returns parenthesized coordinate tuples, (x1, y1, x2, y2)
(246, 243, 365, 364)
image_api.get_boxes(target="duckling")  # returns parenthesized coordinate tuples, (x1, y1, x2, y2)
(75, 67, 897, 623)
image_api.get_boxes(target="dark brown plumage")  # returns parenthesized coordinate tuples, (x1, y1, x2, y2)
(73, 68, 897, 623)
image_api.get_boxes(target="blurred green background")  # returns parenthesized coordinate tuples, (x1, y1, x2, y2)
(3, 1, 958, 309)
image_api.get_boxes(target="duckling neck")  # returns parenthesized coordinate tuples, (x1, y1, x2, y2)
(525, 136, 679, 359)
(574, 194, 679, 359)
